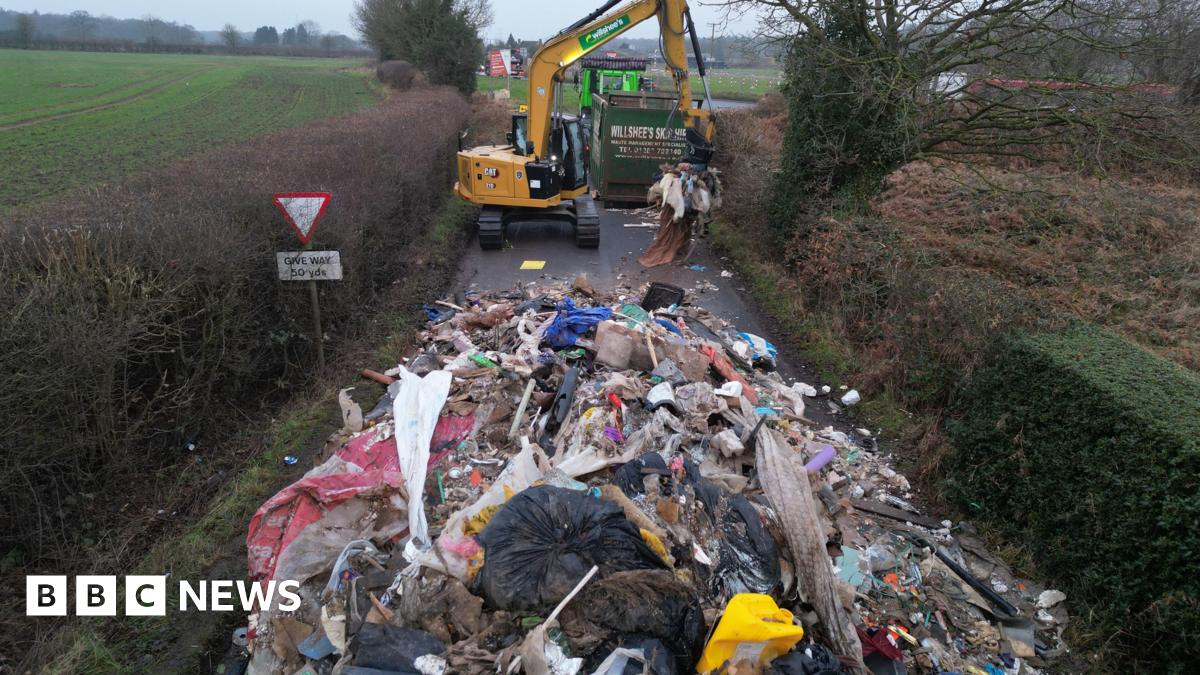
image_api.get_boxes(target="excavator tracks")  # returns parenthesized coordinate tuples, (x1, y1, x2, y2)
(477, 200, 600, 250)
(573, 195, 600, 249)
(477, 206, 504, 250)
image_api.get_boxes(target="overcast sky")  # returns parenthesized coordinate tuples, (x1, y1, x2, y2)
(1, 1, 762, 40)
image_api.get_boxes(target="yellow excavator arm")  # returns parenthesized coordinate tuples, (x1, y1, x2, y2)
(524, 0, 715, 162)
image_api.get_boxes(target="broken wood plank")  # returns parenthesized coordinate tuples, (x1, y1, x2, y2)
(758, 429, 868, 674)
(850, 498, 944, 529)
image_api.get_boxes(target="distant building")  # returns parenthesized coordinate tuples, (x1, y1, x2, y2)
(686, 54, 726, 69)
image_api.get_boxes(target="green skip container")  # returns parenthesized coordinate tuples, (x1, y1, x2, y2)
(587, 91, 696, 205)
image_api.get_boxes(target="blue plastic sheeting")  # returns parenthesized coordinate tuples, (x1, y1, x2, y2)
(544, 299, 613, 348)
(423, 304, 456, 323)
(737, 332, 778, 362)
(655, 318, 682, 335)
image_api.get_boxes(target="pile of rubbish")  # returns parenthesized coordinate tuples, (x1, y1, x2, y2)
(241, 278, 1070, 675)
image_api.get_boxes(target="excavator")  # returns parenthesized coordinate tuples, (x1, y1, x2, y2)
(454, 0, 717, 249)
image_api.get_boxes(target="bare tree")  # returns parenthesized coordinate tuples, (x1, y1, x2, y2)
(354, 0, 404, 54)
(298, 19, 322, 45)
(354, 0, 484, 94)
(356, 0, 492, 40)
(1121, 0, 1200, 84)
(1182, 58, 1200, 104)
(456, 0, 494, 32)
(142, 15, 166, 45)
(220, 23, 241, 51)
(713, 0, 1199, 209)
(16, 13, 35, 48)
(68, 10, 94, 41)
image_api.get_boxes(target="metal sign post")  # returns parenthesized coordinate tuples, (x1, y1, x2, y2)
(274, 192, 335, 370)
(308, 276, 324, 370)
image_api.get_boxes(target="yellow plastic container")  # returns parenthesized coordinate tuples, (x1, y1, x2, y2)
(697, 593, 806, 673)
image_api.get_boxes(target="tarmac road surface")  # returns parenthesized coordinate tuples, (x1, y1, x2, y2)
(710, 98, 756, 109)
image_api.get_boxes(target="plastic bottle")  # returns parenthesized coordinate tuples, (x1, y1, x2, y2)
(469, 353, 499, 369)
(697, 593, 806, 673)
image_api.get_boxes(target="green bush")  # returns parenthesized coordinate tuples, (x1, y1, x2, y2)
(355, 0, 482, 95)
(946, 321, 1200, 670)
(769, 8, 917, 240)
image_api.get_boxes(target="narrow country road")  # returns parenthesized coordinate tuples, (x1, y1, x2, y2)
(451, 203, 849, 431)
(710, 98, 756, 109)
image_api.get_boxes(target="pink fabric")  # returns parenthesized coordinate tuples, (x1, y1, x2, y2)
(440, 535, 482, 559)
(246, 413, 476, 582)
(337, 413, 475, 472)
(339, 433, 399, 472)
(246, 469, 404, 582)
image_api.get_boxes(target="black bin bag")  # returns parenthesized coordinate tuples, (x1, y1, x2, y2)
(473, 485, 669, 612)
(616, 453, 781, 596)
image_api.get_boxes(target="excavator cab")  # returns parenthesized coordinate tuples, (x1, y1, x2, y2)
(458, 112, 597, 250)
(509, 113, 588, 192)
(510, 114, 531, 155)
(551, 115, 589, 192)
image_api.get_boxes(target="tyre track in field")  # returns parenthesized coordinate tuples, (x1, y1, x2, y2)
(0, 71, 179, 124)
(0, 68, 215, 131)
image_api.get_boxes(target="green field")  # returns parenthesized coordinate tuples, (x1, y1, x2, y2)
(477, 75, 581, 111)
(648, 67, 781, 101)
(0, 50, 380, 208)
(475, 66, 779, 109)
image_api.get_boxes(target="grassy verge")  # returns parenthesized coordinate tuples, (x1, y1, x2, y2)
(713, 97, 1200, 671)
(33, 195, 476, 675)
(476, 75, 580, 112)
(648, 67, 780, 100)
(1, 86, 468, 577)
(709, 219, 918, 438)
(710, 205, 1172, 674)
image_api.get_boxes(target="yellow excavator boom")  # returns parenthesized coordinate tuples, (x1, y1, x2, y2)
(524, 0, 714, 162)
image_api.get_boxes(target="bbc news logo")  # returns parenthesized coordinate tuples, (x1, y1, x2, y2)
(26, 576, 301, 616)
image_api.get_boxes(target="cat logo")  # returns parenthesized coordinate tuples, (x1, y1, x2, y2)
(483, 167, 499, 177)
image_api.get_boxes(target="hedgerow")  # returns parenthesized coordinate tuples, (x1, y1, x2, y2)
(945, 321, 1200, 671)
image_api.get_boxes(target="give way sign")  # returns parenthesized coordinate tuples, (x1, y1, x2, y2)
(273, 192, 331, 244)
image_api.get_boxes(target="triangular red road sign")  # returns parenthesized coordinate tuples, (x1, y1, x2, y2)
(273, 192, 331, 244)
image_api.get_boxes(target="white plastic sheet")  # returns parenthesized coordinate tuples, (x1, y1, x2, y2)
(392, 366, 452, 560)
(589, 648, 649, 675)
(338, 387, 364, 433)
